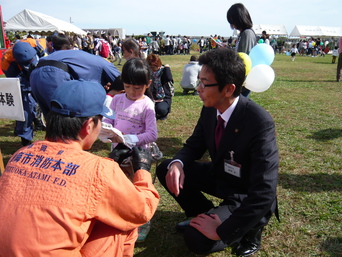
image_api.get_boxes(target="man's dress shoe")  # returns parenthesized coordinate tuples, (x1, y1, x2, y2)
(232, 227, 263, 256)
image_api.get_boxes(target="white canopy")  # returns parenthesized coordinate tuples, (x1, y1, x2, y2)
(5, 9, 87, 35)
(253, 24, 288, 36)
(233, 24, 288, 36)
(290, 26, 342, 37)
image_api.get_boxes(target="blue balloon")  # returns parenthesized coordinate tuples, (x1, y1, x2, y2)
(193, 39, 197, 42)
(249, 44, 275, 67)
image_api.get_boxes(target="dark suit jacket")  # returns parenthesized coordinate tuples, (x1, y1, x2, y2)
(174, 96, 279, 244)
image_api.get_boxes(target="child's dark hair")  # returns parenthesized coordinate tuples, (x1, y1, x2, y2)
(121, 58, 151, 86)
(107, 76, 124, 92)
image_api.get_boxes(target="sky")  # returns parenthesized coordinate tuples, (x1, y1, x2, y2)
(2, 0, 342, 37)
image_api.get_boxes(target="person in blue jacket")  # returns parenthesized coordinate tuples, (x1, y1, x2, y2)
(30, 33, 121, 117)
(2, 41, 40, 146)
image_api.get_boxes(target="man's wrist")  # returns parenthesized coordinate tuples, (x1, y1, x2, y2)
(167, 159, 184, 170)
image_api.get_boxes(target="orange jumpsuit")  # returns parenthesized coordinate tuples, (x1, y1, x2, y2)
(0, 140, 159, 256)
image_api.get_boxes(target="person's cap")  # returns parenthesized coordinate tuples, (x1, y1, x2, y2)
(13, 41, 38, 67)
(51, 79, 115, 119)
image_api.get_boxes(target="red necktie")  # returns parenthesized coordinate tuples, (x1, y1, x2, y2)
(215, 115, 225, 149)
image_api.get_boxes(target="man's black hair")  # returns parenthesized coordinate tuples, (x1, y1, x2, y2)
(45, 111, 102, 143)
(198, 48, 245, 97)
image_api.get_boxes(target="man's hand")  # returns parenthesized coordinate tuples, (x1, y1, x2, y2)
(131, 146, 151, 172)
(165, 162, 185, 197)
(190, 214, 222, 241)
(109, 143, 131, 164)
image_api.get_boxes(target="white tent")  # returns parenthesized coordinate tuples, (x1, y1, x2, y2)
(233, 24, 288, 36)
(290, 26, 342, 37)
(5, 9, 87, 35)
(253, 24, 288, 36)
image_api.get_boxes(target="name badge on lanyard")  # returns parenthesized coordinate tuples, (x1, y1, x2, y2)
(224, 151, 241, 178)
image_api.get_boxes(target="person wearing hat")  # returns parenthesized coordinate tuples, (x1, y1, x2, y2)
(1, 41, 41, 146)
(30, 33, 121, 117)
(0, 79, 160, 256)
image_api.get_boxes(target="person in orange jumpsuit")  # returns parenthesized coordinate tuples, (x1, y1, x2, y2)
(0, 79, 160, 257)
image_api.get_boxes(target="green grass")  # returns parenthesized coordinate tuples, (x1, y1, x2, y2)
(1, 52, 342, 256)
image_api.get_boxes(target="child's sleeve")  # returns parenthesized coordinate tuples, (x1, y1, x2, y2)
(136, 102, 158, 146)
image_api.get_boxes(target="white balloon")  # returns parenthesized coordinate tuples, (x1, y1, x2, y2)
(244, 64, 275, 93)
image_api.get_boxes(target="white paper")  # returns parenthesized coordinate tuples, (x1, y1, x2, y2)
(0, 78, 25, 121)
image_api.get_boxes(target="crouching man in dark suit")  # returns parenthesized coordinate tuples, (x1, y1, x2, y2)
(157, 47, 279, 256)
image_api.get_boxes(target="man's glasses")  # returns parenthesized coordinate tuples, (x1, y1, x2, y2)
(198, 81, 220, 88)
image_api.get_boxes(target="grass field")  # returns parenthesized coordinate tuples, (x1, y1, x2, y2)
(1, 51, 341, 256)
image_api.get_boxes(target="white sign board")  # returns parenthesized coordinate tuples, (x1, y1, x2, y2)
(0, 78, 25, 121)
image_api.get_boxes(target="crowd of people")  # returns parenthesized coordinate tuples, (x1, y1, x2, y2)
(64, 32, 196, 58)
(1, 2, 340, 256)
(70, 32, 238, 58)
(293, 38, 330, 57)
(9, 28, 338, 63)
